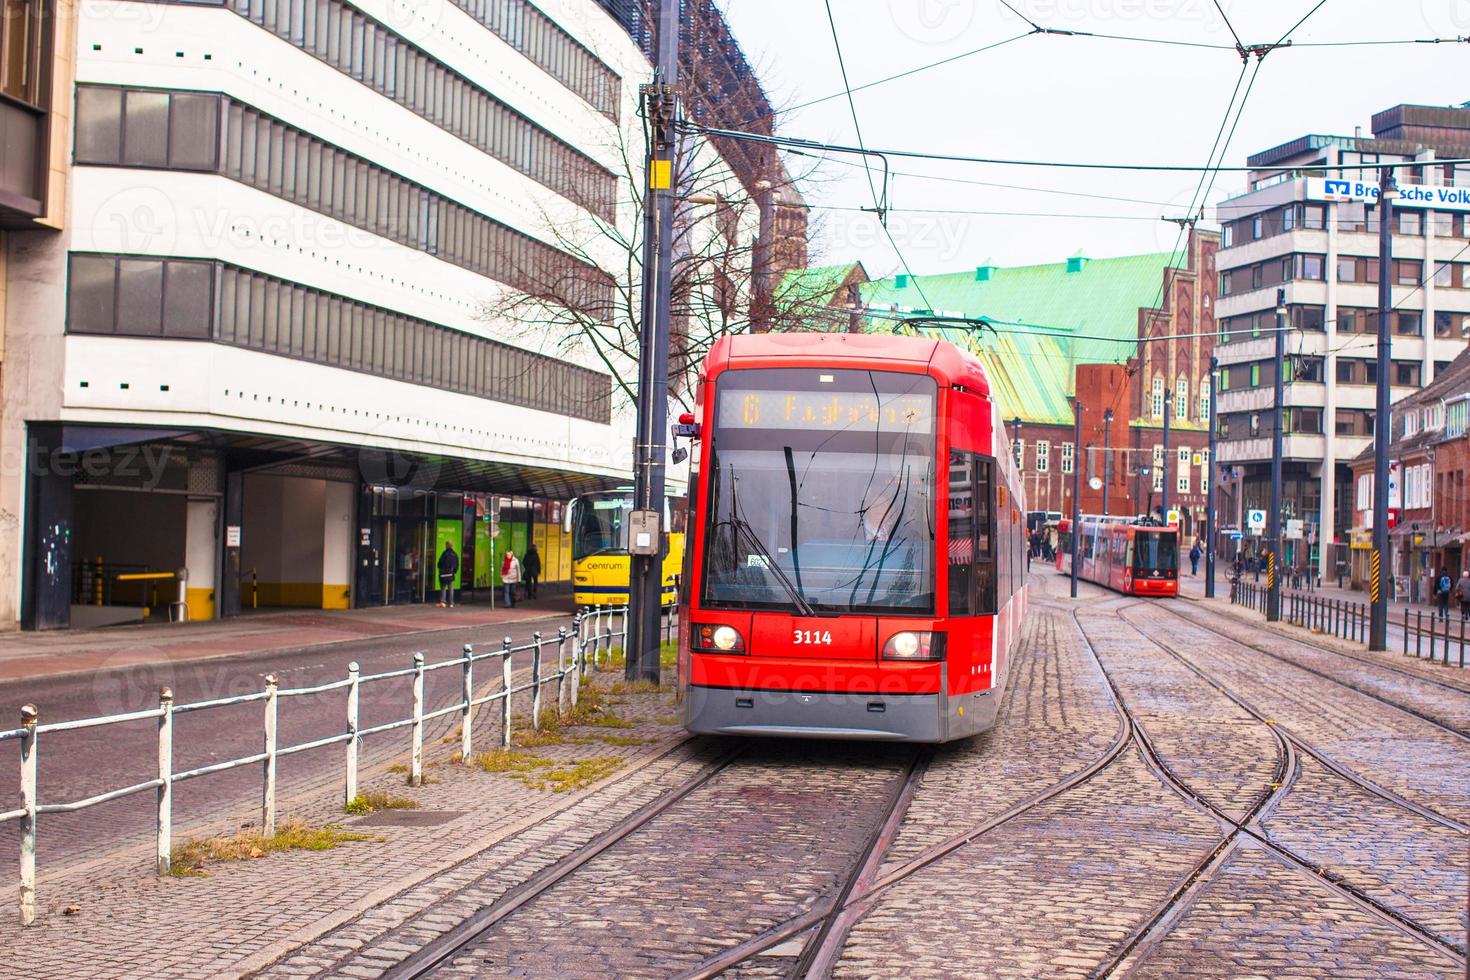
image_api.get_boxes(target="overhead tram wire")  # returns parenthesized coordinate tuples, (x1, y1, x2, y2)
(820, 0, 934, 314)
(1211, 0, 1245, 51)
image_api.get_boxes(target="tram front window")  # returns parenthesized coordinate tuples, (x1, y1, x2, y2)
(700, 368, 937, 614)
(573, 496, 631, 559)
(1134, 532, 1178, 573)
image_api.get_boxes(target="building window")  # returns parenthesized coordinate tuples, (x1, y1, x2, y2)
(66, 252, 613, 423)
(1061, 442, 1074, 474)
(1151, 445, 1164, 492)
(214, 0, 617, 218)
(1397, 211, 1423, 236)
(1396, 259, 1423, 286)
(1151, 377, 1164, 419)
(0, 0, 43, 105)
(1177, 473, 1190, 494)
(1012, 438, 1024, 469)
(1199, 380, 1210, 420)
(1036, 440, 1050, 473)
(75, 85, 614, 317)
(1175, 379, 1189, 420)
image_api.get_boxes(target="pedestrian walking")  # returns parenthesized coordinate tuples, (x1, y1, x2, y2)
(522, 543, 542, 599)
(500, 550, 521, 608)
(1436, 566, 1453, 621)
(1188, 541, 1201, 576)
(1455, 569, 1470, 622)
(436, 541, 459, 608)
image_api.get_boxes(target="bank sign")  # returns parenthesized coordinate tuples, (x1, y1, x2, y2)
(1307, 177, 1470, 213)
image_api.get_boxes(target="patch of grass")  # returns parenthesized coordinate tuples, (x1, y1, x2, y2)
(655, 714, 680, 725)
(344, 791, 420, 815)
(386, 763, 409, 774)
(512, 726, 567, 747)
(517, 756, 623, 793)
(473, 749, 553, 775)
(170, 821, 376, 877)
(607, 679, 662, 695)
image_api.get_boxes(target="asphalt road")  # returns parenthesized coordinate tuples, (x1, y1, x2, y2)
(0, 611, 590, 879)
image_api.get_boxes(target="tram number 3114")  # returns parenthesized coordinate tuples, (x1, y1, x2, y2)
(793, 630, 833, 645)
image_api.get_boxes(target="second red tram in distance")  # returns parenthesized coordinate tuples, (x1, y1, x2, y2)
(677, 332, 1027, 743)
(1056, 517, 1179, 596)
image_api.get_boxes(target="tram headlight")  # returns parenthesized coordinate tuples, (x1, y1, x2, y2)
(694, 623, 745, 653)
(882, 631, 944, 661)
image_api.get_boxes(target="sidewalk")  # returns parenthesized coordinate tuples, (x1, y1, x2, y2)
(0, 592, 581, 686)
(1175, 566, 1423, 618)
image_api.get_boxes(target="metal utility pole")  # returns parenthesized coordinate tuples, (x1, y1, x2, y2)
(1102, 408, 1113, 516)
(1267, 288, 1287, 623)
(1070, 401, 1082, 598)
(1162, 389, 1173, 520)
(1205, 355, 1219, 598)
(627, 0, 681, 684)
(1370, 167, 1398, 651)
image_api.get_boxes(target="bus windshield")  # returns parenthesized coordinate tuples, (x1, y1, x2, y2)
(699, 368, 937, 615)
(572, 494, 632, 560)
(1134, 532, 1178, 571)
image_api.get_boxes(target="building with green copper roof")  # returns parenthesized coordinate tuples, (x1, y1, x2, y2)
(858, 251, 1183, 426)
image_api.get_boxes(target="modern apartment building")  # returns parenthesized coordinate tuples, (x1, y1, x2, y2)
(1214, 104, 1470, 580)
(0, 0, 791, 629)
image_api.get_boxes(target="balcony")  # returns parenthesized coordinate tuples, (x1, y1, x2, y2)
(0, 98, 44, 227)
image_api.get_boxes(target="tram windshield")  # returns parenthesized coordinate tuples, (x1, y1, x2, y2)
(1134, 531, 1178, 572)
(699, 368, 937, 614)
(571, 492, 632, 559)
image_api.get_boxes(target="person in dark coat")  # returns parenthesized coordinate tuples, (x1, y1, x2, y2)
(1436, 567, 1453, 621)
(437, 542, 459, 608)
(523, 543, 542, 599)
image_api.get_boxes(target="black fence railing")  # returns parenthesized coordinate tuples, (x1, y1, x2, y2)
(1229, 579, 1466, 668)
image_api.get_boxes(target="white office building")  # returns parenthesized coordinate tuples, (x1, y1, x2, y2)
(0, 0, 768, 628)
(1213, 104, 1470, 581)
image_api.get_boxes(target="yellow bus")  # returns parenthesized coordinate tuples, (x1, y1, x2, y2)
(565, 489, 685, 607)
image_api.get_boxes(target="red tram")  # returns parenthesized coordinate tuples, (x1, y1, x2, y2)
(676, 333, 1027, 743)
(1056, 517, 1179, 596)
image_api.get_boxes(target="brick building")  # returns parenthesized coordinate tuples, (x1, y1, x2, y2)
(1348, 347, 1470, 594)
(858, 230, 1219, 537)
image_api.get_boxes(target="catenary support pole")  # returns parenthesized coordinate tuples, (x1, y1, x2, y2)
(627, 0, 682, 685)
(1205, 355, 1219, 598)
(1071, 400, 1082, 599)
(1370, 166, 1397, 651)
(1267, 288, 1286, 623)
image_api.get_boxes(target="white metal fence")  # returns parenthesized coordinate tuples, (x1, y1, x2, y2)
(0, 605, 655, 926)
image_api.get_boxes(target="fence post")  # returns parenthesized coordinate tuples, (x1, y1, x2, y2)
(576, 610, 588, 678)
(556, 627, 569, 718)
(262, 673, 278, 838)
(571, 615, 584, 707)
(461, 644, 474, 762)
(531, 632, 544, 731)
(1458, 617, 1465, 668)
(501, 637, 513, 748)
(345, 662, 360, 806)
(156, 687, 174, 877)
(1416, 611, 1423, 659)
(592, 608, 603, 669)
(410, 652, 425, 787)
(1402, 608, 1408, 654)
(19, 704, 37, 927)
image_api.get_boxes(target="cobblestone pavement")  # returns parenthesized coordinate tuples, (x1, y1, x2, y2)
(1125, 602, 1470, 826)
(1124, 843, 1464, 979)
(12, 577, 1469, 979)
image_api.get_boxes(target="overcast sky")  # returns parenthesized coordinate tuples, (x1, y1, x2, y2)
(717, 0, 1470, 274)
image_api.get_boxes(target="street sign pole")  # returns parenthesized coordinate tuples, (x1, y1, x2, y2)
(1370, 167, 1397, 651)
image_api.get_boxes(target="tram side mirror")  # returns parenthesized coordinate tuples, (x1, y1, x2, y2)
(562, 500, 575, 535)
(671, 446, 689, 464)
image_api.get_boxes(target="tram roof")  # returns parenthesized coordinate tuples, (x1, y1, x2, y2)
(708, 332, 991, 394)
(858, 251, 1183, 426)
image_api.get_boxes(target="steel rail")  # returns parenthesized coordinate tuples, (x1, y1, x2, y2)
(1121, 605, 1470, 836)
(678, 598, 1136, 980)
(1171, 597, 1470, 702)
(1079, 605, 1468, 971)
(790, 747, 930, 979)
(36, 706, 163, 733)
(1074, 603, 1300, 977)
(379, 742, 749, 980)
(1157, 600, 1470, 742)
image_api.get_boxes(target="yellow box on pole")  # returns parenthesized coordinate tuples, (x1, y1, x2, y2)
(649, 159, 672, 190)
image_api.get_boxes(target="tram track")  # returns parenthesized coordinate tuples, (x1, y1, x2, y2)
(1169, 596, 1470, 721)
(1076, 604, 1468, 972)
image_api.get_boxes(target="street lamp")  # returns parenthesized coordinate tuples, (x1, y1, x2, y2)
(1370, 167, 1400, 651)
(1011, 416, 1023, 472)
(1102, 408, 1113, 516)
(1162, 388, 1173, 521)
